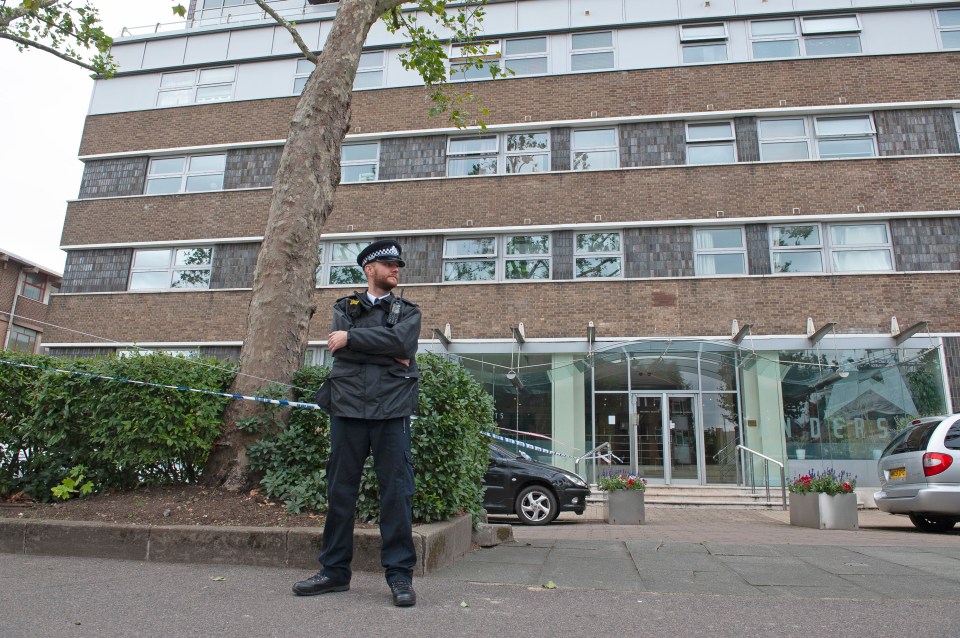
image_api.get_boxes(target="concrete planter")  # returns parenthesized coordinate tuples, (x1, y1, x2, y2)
(606, 490, 645, 525)
(789, 492, 858, 530)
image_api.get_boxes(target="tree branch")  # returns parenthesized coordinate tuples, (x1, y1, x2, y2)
(0, 30, 100, 73)
(253, 0, 317, 64)
(0, 0, 61, 28)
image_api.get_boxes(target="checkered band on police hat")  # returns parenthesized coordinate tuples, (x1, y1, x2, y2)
(357, 239, 405, 268)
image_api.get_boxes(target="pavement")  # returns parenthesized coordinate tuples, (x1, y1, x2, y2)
(3, 506, 960, 637)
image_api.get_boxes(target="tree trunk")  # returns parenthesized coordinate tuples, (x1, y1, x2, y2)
(202, 0, 405, 491)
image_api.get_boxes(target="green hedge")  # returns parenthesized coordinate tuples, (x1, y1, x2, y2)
(249, 353, 493, 524)
(0, 350, 233, 500)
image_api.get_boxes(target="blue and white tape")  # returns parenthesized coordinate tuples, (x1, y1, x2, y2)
(484, 431, 576, 459)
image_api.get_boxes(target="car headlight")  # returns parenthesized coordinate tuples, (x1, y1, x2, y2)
(553, 474, 587, 488)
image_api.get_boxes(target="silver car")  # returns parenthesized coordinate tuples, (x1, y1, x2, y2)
(875, 415, 960, 532)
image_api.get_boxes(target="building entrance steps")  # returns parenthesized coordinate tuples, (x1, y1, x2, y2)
(586, 485, 786, 510)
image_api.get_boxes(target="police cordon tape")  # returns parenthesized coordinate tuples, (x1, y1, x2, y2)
(0, 357, 577, 460)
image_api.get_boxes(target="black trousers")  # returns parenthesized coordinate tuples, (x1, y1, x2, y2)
(319, 415, 416, 584)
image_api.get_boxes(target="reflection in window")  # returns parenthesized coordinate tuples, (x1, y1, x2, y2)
(758, 115, 874, 161)
(770, 223, 893, 274)
(694, 227, 746, 276)
(938, 9, 960, 49)
(572, 128, 618, 171)
(340, 143, 379, 183)
(681, 23, 728, 64)
(575, 232, 622, 278)
(19, 272, 47, 302)
(157, 67, 236, 107)
(442, 235, 550, 282)
(571, 31, 614, 71)
(505, 235, 550, 280)
(8, 324, 38, 353)
(751, 16, 860, 59)
(686, 121, 736, 165)
(443, 237, 497, 282)
(129, 247, 213, 290)
(316, 242, 366, 286)
(145, 154, 226, 194)
(447, 132, 549, 177)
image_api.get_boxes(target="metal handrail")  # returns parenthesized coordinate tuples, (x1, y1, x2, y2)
(574, 442, 622, 476)
(736, 444, 787, 510)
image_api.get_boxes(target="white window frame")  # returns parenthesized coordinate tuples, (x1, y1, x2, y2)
(758, 115, 876, 161)
(293, 58, 313, 94)
(450, 40, 502, 82)
(574, 231, 623, 279)
(446, 132, 550, 177)
(955, 111, 960, 149)
(694, 227, 748, 277)
(128, 247, 214, 291)
(680, 23, 728, 65)
(502, 36, 549, 77)
(315, 241, 367, 286)
(441, 235, 553, 282)
(685, 121, 737, 165)
(750, 16, 861, 60)
(340, 142, 379, 183)
(570, 31, 615, 72)
(157, 66, 236, 107)
(304, 346, 330, 367)
(571, 128, 619, 172)
(118, 348, 200, 359)
(144, 154, 227, 195)
(938, 8, 960, 50)
(769, 222, 894, 274)
(354, 50, 386, 89)
(450, 37, 548, 81)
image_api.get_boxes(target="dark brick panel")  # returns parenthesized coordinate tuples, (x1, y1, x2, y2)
(44, 347, 116, 358)
(890, 218, 960, 271)
(552, 231, 573, 281)
(624, 227, 694, 278)
(224, 146, 282, 189)
(875, 108, 960, 156)
(210, 243, 260, 289)
(551, 128, 571, 172)
(378, 136, 447, 180)
(620, 121, 686, 167)
(78, 157, 148, 199)
(735, 117, 759, 163)
(61, 248, 133, 293)
(399, 235, 444, 285)
(746, 224, 771, 276)
(200, 346, 241, 362)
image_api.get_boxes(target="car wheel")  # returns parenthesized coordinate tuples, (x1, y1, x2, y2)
(515, 485, 559, 525)
(908, 514, 957, 533)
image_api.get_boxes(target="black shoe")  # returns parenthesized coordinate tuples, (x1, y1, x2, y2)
(292, 572, 350, 597)
(389, 580, 416, 607)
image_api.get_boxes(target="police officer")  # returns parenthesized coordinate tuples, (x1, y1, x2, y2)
(293, 239, 421, 607)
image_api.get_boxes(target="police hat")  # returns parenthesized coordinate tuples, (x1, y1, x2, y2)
(357, 239, 405, 268)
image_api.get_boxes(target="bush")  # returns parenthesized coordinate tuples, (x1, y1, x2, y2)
(249, 353, 493, 524)
(0, 349, 234, 501)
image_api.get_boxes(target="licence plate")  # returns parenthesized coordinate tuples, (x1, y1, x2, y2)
(889, 467, 906, 479)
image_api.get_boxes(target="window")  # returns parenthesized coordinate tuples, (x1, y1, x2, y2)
(316, 242, 366, 286)
(340, 143, 379, 183)
(129, 247, 213, 290)
(572, 128, 618, 171)
(118, 348, 200, 358)
(157, 66, 236, 107)
(145, 154, 226, 194)
(295, 53, 384, 93)
(442, 235, 551, 282)
(447, 132, 550, 177)
(571, 31, 614, 72)
(681, 23, 728, 64)
(8, 325, 38, 353)
(19, 272, 46, 302)
(694, 228, 747, 276)
(574, 232, 621, 278)
(770, 223, 893, 274)
(758, 115, 875, 161)
(750, 16, 860, 59)
(938, 9, 960, 49)
(686, 121, 736, 165)
(450, 37, 547, 81)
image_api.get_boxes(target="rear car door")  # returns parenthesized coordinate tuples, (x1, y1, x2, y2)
(878, 420, 942, 497)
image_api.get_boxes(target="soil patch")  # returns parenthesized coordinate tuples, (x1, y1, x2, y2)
(0, 485, 336, 528)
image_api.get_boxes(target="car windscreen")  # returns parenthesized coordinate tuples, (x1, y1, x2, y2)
(882, 422, 940, 456)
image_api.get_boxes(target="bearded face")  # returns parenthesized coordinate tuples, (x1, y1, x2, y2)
(366, 260, 400, 291)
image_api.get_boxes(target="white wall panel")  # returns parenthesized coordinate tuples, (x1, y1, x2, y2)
(518, 0, 569, 32)
(384, 51, 423, 89)
(272, 22, 321, 55)
(89, 75, 160, 115)
(861, 10, 938, 54)
(571, 0, 623, 27)
(853, 0, 911, 6)
(737, 0, 794, 14)
(184, 32, 230, 65)
(234, 60, 294, 101)
(625, 0, 679, 23)
(480, 2, 518, 34)
(227, 28, 274, 59)
(726, 21, 750, 62)
(112, 42, 145, 73)
(679, 0, 737, 19)
(794, 0, 853, 10)
(142, 38, 186, 69)
(618, 26, 679, 70)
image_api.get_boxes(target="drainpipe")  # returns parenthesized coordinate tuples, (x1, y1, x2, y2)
(3, 267, 23, 351)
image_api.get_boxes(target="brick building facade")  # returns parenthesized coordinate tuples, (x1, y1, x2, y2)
(1, 249, 62, 354)
(46, 0, 960, 487)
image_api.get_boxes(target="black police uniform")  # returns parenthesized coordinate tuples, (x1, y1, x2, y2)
(314, 287, 421, 587)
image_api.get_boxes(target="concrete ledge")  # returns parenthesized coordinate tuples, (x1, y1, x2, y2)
(0, 515, 473, 576)
(472, 523, 514, 547)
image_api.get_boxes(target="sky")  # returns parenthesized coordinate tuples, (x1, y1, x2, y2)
(0, 1, 177, 273)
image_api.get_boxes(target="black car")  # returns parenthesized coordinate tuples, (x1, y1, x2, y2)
(483, 443, 592, 525)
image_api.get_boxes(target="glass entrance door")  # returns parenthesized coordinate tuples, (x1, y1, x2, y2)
(633, 393, 701, 484)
